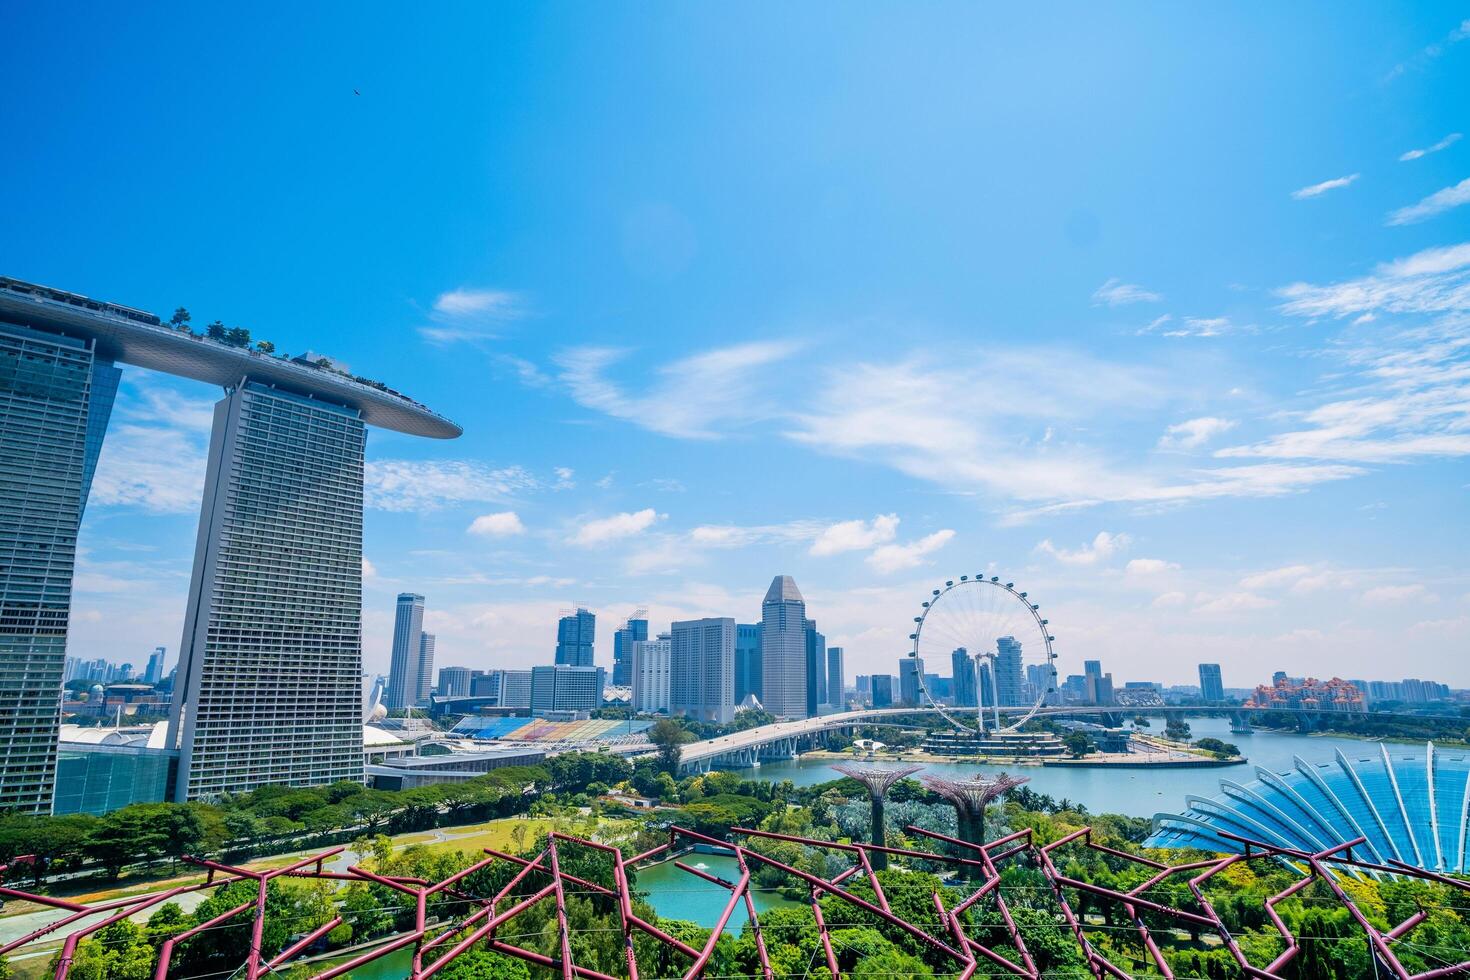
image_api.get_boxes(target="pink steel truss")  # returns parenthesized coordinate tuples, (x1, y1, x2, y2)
(2, 824, 1468, 979)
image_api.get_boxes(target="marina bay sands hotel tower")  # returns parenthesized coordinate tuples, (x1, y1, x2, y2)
(0, 278, 460, 811)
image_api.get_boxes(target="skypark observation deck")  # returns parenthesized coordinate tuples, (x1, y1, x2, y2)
(0, 276, 459, 813)
(0, 277, 460, 438)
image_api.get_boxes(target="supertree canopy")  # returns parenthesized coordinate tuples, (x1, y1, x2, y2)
(833, 763, 922, 869)
(921, 773, 1029, 875)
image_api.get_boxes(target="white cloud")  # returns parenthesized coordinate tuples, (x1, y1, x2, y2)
(433, 288, 521, 317)
(1126, 558, 1179, 576)
(467, 511, 526, 537)
(1276, 242, 1470, 318)
(1194, 591, 1277, 613)
(365, 461, 541, 511)
(810, 514, 900, 556)
(1162, 316, 1234, 338)
(1400, 133, 1462, 162)
(572, 508, 662, 546)
(1159, 417, 1237, 450)
(362, 557, 377, 579)
(1239, 564, 1317, 590)
(557, 340, 802, 438)
(865, 529, 955, 573)
(1036, 531, 1131, 566)
(420, 287, 525, 343)
(1386, 177, 1470, 226)
(1385, 18, 1470, 81)
(688, 521, 824, 549)
(88, 382, 214, 515)
(1292, 174, 1359, 199)
(1092, 278, 1162, 306)
(1362, 583, 1437, 604)
(1152, 591, 1188, 608)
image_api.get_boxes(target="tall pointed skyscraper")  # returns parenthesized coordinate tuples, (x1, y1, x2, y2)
(760, 575, 808, 720)
(385, 593, 426, 711)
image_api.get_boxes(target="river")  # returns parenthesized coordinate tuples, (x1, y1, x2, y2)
(725, 715, 1397, 818)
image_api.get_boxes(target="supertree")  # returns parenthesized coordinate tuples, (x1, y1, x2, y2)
(921, 773, 1029, 876)
(833, 763, 922, 869)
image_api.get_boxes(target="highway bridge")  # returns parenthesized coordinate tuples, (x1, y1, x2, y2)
(657, 704, 1461, 773)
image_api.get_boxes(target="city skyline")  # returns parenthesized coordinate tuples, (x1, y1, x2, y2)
(5, 5, 1468, 688)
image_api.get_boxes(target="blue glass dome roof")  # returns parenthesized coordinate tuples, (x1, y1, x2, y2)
(1145, 742, 1470, 874)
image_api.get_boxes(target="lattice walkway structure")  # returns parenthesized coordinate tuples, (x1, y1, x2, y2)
(3, 824, 1469, 979)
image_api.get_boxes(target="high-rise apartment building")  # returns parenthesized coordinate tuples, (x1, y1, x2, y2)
(826, 646, 845, 712)
(170, 383, 368, 801)
(0, 321, 119, 812)
(556, 607, 596, 667)
(472, 668, 533, 708)
(612, 614, 647, 687)
(760, 576, 807, 719)
(1198, 663, 1224, 703)
(734, 624, 762, 705)
(670, 618, 735, 724)
(415, 633, 436, 705)
(530, 665, 604, 713)
(438, 665, 474, 698)
(385, 594, 426, 711)
(805, 620, 827, 717)
(995, 636, 1024, 706)
(632, 635, 672, 713)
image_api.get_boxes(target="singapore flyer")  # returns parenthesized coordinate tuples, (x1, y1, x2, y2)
(907, 574, 1057, 734)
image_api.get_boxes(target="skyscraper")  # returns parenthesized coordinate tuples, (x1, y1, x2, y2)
(952, 648, 977, 707)
(760, 576, 808, 719)
(805, 620, 827, 716)
(670, 617, 735, 723)
(556, 607, 596, 667)
(995, 636, 1024, 706)
(0, 321, 119, 812)
(870, 674, 894, 708)
(386, 594, 426, 711)
(632, 634, 672, 713)
(899, 656, 925, 707)
(144, 647, 167, 685)
(437, 666, 473, 698)
(734, 623, 762, 705)
(612, 613, 647, 687)
(826, 646, 845, 712)
(415, 632, 436, 705)
(170, 383, 368, 801)
(1199, 663, 1225, 703)
(530, 665, 604, 713)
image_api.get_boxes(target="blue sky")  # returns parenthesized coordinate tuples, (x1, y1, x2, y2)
(6, 4, 1468, 686)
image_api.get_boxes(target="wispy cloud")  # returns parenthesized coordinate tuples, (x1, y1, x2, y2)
(571, 508, 663, 546)
(1161, 316, 1236, 338)
(1125, 558, 1179, 576)
(810, 514, 900, 556)
(1159, 417, 1237, 450)
(1400, 133, 1462, 162)
(1276, 242, 1470, 318)
(1386, 177, 1470, 226)
(419, 287, 526, 343)
(866, 529, 955, 573)
(1385, 18, 1470, 81)
(1036, 531, 1130, 566)
(365, 461, 541, 511)
(1292, 174, 1359, 199)
(1092, 278, 1162, 306)
(1362, 583, 1436, 604)
(557, 340, 802, 439)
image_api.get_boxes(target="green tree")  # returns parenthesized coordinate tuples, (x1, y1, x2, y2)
(205, 320, 228, 341)
(170, 307, 191, 329)
(648, 718, 692, 775)
(255, 339, 276, 353)
(1062, 731, 1094, 758)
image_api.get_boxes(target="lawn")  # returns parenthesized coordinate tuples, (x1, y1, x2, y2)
(421, 815, 642, 856)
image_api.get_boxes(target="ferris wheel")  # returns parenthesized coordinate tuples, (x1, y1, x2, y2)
(907, 574, 1057, 734)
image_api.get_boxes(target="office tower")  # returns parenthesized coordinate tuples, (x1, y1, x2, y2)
(473, 668, 533, 708)
(899, 656, 925, 706)
(952, 648, 977, 707)
(385, 594, 426, 711)
(1199, 663, 1224, 703)
(854, 674, 870, 705)
(169, 383, 367, 801)
(555, 607, 596, 667)
(760, 575, 808, 719)
(670, 618, 735, 724)
(978, 663, 995, 707)
(0, 319, 120, 812)
(870, 674, 894, 708)
(612, 612, 647, 687)
(438, 666, 474, 698)
(734, 624, 762, 705)
(826, 647, 845, 712)
(530, 665, 604, 713)
(994, 636, 1024, 706)
(632, 635, 672, 713)
(415, 633, 436, 705)
(143, 647, 167, 685)
(805, 620, 827, 716)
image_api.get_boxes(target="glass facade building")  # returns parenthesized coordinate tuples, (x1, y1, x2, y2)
(1146, 742, 1470, 874)
(555, 607, 596, 667)
(0, 322, 119, 812)
(53, 744, 176, 816)
(385, 593, 426, 710)
(169, 383, 367, 801)
(760, 576, 807, 719)
(670, 617, 734, 724)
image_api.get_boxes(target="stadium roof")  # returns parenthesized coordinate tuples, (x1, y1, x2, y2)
(0, 277, 460, 439)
